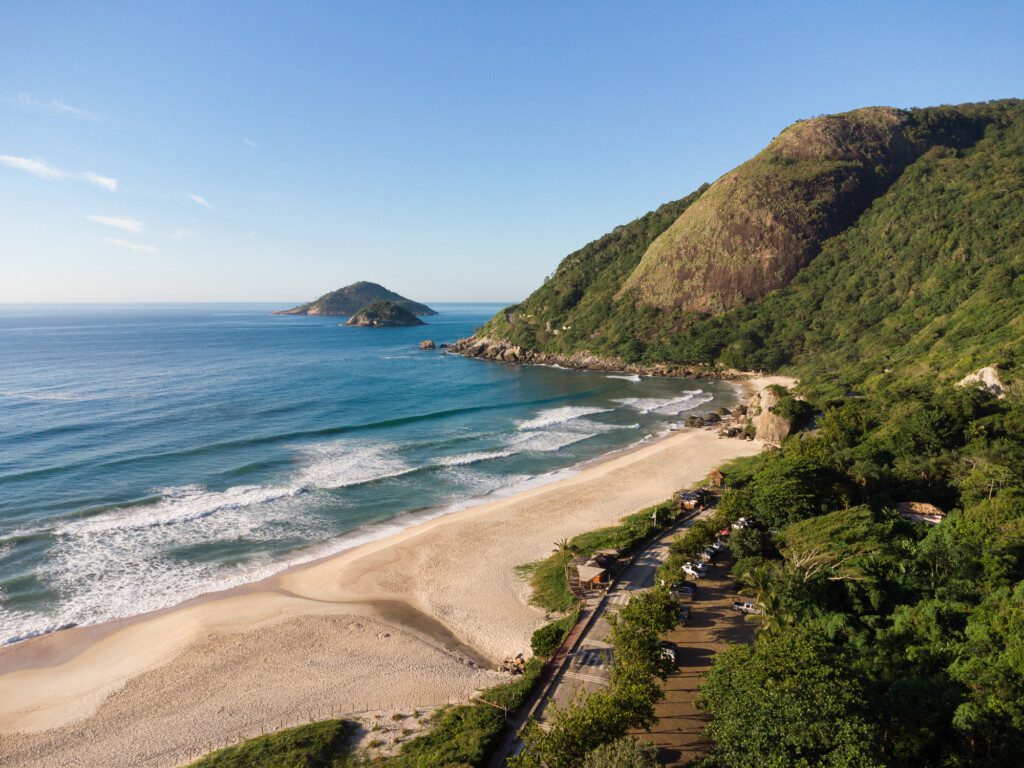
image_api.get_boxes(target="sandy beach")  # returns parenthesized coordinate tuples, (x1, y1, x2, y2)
(0, 376, 786, 768)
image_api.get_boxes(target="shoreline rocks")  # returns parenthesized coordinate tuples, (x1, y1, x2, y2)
(447, 336, 730, 379)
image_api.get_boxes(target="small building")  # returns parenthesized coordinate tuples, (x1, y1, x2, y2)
(575, 563, 608, 588)
(897, 501, 945, 525)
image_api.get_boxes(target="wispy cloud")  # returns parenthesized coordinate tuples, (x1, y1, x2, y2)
(170, 229, 194, 240)
(81, 172, 118, 191)
(106, 238, 158, 254)
(85, 214, 145, 233)
(1, 92, 98, 121)
(189, 193, 211, 208)
(242, 138, 257, 149)
(0, 154, 117, 190)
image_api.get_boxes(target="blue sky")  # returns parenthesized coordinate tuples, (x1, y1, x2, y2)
(1, 2, 1022, 303)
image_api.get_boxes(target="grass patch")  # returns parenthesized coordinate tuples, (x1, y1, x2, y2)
(185, 719, 356, 768)
(530, 610, 581, 657)
(523, 500, 681, 612)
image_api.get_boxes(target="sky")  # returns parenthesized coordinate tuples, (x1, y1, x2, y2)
(1, 1, 1022, 304)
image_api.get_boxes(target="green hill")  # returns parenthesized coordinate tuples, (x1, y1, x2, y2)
(344, 300, 426, 327)
(470, 99, 1023, 393)
(275, 281, 436, 316)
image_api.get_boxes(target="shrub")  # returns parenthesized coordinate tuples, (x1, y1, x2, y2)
(531, 611, 580, 658)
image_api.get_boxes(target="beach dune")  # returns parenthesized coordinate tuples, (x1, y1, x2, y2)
(0, 389, 774, 767)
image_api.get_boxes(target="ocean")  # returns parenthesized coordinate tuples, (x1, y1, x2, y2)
(0, 303, 740, 645)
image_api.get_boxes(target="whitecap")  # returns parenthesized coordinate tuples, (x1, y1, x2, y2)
(607, 374, 642, 382)
(516, 406, 613, 431)
(436, 450, 515, 467)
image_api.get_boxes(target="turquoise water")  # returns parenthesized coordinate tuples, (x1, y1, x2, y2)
(0, 303, 739, 644)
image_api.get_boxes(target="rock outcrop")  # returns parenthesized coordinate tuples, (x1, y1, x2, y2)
(419, 340, 436, 350)
(448, 336, 724, 379)
(958, 366, 1006, 398)
(746, 386, 794, 446)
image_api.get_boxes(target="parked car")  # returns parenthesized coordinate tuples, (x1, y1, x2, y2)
(678, 605, 691, 625)
(670, 580, 698, 597)
(682, 562, 705, 578)
(658, 640, 678, 664)
(710, 540, 727, 551)
(718, 528, 731, 537)
(732, 600, 763, 615)
(670, 584, 695, 602)
(731, 516, 751, 530)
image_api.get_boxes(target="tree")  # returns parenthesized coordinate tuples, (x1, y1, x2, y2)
(699, 628, 883, 768)
(949, 582, 1024, 765)
(749, 453, 847, 528)
(581, 737, 659, 768)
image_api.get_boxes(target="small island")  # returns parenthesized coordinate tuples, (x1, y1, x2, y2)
(274, 281, 436, 316)
(344, 300, 426, 327)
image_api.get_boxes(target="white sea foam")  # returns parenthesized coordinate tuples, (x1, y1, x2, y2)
(607, 374, 642, 382)
(516, 406, 613, 431)
(436, 450, 516, 467)
(58, 484, 303, 535)
(0, 389, 99, 402)
(294, 442, 416, 489)
(612, 390, 713, 415)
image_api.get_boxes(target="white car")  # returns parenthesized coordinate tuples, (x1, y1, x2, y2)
(731, 517, 751, 530)
(732, 600, 763, 615)
(682, 562, 706, 578)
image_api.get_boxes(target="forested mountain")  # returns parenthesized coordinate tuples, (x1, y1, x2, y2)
(473, 99, 1024, 395)
(274, 281, 437, 316)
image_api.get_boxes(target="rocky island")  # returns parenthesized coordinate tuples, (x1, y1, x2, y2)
(344, 300, 426, 327)
(274, 281, 436, 316)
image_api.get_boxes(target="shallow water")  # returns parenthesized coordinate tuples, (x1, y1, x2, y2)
(0, 303, 739, 643)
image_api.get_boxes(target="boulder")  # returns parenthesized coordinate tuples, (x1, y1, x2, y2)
(419, 340, 436, 350)
(746, 386, 794, 446)
(958, 366, 1005, 398)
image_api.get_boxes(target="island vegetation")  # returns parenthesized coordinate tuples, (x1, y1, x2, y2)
(275, 281, 437, 316)
(344, 300, 426, 327)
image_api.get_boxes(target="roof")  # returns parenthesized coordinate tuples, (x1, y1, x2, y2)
(576, 564, 607, 582)
(897, 501, 945, 524)
(593, 548, 620, 558)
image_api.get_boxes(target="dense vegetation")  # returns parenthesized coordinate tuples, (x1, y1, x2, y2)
(693, 380, 1024, 768)
(345, 300, 426, 327)
(276, 281, 436, 316)
(185, 720, 357, 768)
(477, 100, 1024, 391)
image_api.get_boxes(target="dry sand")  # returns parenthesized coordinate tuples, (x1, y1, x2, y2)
(0, 376, 784, 767)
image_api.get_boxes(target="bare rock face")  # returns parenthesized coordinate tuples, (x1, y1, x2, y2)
(419, 340, 436, 350)
(958, 366, 1005, 398)
(746, 386, 793, 446)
